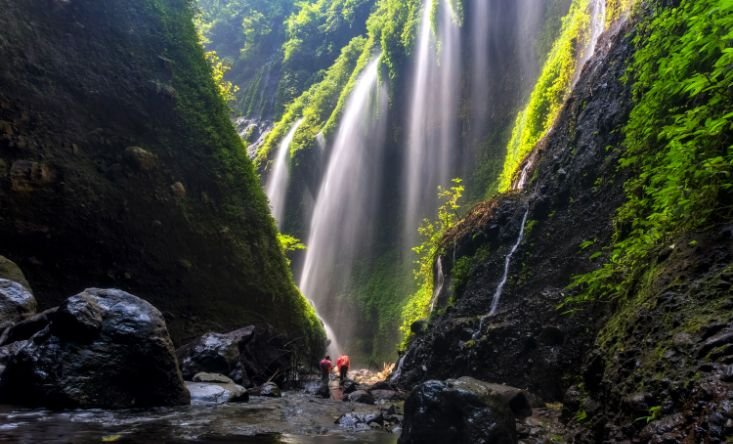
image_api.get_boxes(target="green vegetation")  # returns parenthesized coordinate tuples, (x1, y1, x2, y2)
(195, 0, 299, 118)
(567, 0, 733, 304)
(498, 0, 593, 192)
(400, 178, 464, 346)
(256, 0, 424, 164)
(151, 0, 326, 357)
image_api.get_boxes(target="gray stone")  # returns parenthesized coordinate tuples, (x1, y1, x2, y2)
(186, 381, 248, 404)
(0, 279, 36, 325)
(193, 372, 235, 384)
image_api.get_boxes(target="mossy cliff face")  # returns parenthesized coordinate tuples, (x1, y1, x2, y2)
(396, 0, 733, 440)
(0, 0, 324, 359)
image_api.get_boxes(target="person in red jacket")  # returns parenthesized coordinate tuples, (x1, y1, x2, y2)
(336, 354, 350, 384)
(319, 355, 333, 385)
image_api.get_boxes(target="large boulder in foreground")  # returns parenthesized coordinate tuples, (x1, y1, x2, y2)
(0, 279, 36, 326)
(0, 288, 189, 408)
(399, 377, 520, 444)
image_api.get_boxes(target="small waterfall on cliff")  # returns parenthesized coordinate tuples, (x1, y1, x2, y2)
(403, 0, 461, 248)
(473, 208, 530, 339)
(429, 257, 445, 313)
(299, 57, 388, 357)
(265, 119, 303, 228)
(577, 0, 608, 79)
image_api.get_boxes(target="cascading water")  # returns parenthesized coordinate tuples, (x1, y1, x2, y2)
(429, 257, 445, 313)
(473, 208, 530, 339)
(577, 0, 608, 79)
(403, 0, 461, 248)
(265, 119, 303, 228)
(299, 57, 388, 358)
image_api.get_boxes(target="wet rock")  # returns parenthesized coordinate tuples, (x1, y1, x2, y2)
(371, 389, 400, 401)
(124, 146, 157, 171)
(186, 381, 248, 404)
(400, 378, 517, 444)
(51, 292, 103, 340)
(336, 412, 377, 431)
(251, 381, 281, 398)
(345, 390, 375, 404)
(0, 288, 189, 408)
(0, 256, 31, 291)
(0, 308, 57, 346)
(176, 325, 293, 388)
(342, 378, 359, 394)
(193, 372, 234, 384)
(0, 279, 37, 326)
(177, 326, 255, 384)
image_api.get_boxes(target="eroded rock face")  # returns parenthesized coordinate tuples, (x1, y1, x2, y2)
(0, 279, 36, 326)
(0, 288, 189, 408)
(399, 378, 517, 444)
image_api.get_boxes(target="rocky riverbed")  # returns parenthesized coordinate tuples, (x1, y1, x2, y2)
(0, 391, 400, 443)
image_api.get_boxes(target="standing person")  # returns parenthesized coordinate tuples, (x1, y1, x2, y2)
(336, 354, 350, 384)
(319, 355, 333, 385)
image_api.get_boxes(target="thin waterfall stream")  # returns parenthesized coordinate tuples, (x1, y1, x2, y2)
(472, 208, 530, 339)
(266, 118, 303, 228)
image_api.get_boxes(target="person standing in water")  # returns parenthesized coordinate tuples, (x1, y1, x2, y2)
(319, 355, 333, 385)
(336, 354, 350, 384)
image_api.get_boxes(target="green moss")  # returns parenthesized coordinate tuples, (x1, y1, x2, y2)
(498, 0, 593, 192)
(567, 0, 733, 306)
(150, 0, 325, 358)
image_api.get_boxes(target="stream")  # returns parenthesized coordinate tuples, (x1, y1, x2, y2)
(0, 385, 400, 443)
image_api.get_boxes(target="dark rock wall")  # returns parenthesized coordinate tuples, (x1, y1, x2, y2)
(0, 0, 324, 358)
(395, 20, 635, 400)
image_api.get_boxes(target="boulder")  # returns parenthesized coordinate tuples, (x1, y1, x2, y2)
(0, 256, 31, 291)
(345, 390, 375, 405)
(250, 381, 281, 398)
(399, 378, 518, 444)
(371, 389, 401, 401)
(0, 288, 190, 408)
(186, 381, 249, 404)
(0, 279, 36, 326)
(193, 372, 235, 384)
(177, 325, 292, 388)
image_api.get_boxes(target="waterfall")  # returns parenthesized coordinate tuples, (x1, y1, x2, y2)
(473, 208, 530, 339)
(577, 0, 608, 78)
(403, 0, 461, 248)
(390, 354, 407, 383)
(489, 208, 530, 315)
(299, 57, 388, 357)
(429, 256, 445, 313)
(265, 119, 303, 228)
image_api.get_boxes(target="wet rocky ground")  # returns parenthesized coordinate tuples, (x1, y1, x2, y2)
(0, 388, 400, 443)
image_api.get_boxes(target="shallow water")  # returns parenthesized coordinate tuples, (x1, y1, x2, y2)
(0, 392, 399, 443)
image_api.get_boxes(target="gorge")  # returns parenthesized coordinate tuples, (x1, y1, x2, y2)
(0, 0, 731, 442)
